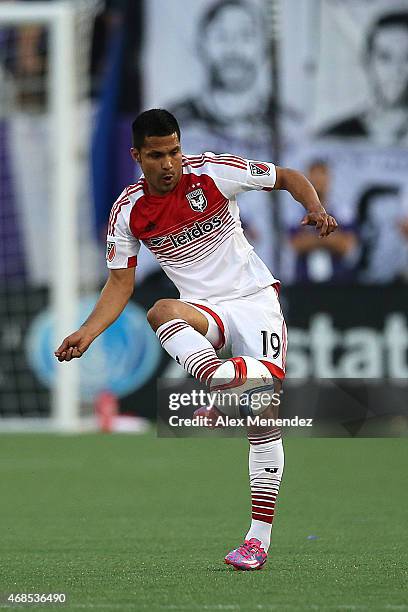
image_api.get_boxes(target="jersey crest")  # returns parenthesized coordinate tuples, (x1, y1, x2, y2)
(249, 161, 270, 176)
(186, 187, 208, 212)
(106, 241, 116, 262)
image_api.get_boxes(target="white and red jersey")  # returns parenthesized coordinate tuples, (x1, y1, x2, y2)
(106, 152, 278, 303)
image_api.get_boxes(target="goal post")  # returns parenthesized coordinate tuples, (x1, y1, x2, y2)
(49, 3, 79, 431)
(0, 1, 100, 431)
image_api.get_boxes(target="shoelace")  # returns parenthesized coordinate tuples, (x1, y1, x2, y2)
(239, 541, 264, 559)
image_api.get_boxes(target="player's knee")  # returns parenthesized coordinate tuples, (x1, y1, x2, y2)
(147, 299, 181, 331)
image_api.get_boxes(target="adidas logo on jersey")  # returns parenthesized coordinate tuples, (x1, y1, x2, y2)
(149, 236, 166, 247)
(249, 161, 270, 176)
(169, 215, 222, 248)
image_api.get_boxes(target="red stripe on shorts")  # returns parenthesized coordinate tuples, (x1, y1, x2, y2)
(260, 360, 285, 381)
(186, 302, 226, 350)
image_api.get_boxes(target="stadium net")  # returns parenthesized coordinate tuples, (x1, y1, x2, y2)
(0, 1, 102, 431)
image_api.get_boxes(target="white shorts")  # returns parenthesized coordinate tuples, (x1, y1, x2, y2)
(180, 284, 287, 380)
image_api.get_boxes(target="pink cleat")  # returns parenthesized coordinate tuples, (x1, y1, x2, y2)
(192, 405, 224, 428)
(224, 538, 267, 571)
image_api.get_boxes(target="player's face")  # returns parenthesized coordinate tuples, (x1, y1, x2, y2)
(131, 133, 183, 196)
(203, 5, 263, 91)
(369, 25, 408, 106)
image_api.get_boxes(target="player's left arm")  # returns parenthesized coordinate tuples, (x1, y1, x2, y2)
(274, 166, 338, 238)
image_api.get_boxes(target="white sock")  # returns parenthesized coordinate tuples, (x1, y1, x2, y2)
(245, 432, 284, 552)
(156, 318, 222, 385)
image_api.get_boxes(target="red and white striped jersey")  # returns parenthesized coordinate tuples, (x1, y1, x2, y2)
(106, 152, 278, 302)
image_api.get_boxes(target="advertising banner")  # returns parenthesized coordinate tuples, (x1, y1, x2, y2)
(140, 0, 304, 274)
(279, 1, 408, 285)
(2, 283, 407, 435)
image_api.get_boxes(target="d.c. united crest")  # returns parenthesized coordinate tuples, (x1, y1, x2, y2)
(106, 241, 116, 262)
(186, 188, 208, 212)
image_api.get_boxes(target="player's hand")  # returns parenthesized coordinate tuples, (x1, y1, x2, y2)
(301, 211, 338, 237)
(54, 329, 94, 362)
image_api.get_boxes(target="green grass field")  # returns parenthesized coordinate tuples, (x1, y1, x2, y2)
(0, 433, 407, 611)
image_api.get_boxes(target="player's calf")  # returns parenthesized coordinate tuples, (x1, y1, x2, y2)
(243, 376, 284, 553)
(148, 299, 222, 386)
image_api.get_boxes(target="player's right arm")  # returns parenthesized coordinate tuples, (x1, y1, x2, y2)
(54, 268, 135, 362)
(55, 188, 140, 362)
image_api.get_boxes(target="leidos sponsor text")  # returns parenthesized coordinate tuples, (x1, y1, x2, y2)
(148, 216, 222, 249)
(169, 215, 222, 248)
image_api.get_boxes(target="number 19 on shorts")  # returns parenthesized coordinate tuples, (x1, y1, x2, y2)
(261, 330, 281, 359)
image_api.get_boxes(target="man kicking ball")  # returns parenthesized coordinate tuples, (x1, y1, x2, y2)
(55, 109, 338, 570)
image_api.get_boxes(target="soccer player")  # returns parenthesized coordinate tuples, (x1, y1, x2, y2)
(55, 109, 338, 571)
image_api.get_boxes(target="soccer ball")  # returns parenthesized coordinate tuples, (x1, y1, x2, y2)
(209, 356, 276, 419)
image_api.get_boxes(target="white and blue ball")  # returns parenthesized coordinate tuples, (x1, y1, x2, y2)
(209, 356, 276, 419)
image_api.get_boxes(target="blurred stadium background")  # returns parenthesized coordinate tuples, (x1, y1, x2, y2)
(1, 0, 408, 431)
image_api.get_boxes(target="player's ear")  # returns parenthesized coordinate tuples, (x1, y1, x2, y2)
(130, 147, 141, 163)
